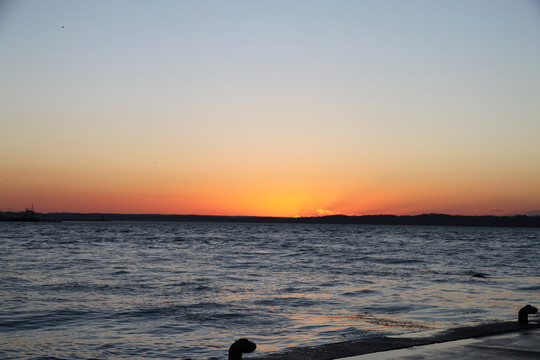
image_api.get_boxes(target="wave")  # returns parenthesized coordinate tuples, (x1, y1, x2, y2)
(0, 309, 98, 331)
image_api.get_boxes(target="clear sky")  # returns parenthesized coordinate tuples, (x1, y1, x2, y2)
(1, 0, 540, 217)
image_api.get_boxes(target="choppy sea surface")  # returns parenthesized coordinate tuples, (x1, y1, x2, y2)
(1, 221, 539, 360)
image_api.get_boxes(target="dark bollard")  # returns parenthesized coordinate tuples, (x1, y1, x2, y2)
(518, 304, 538, 324)
(182, 338, 256, 360)
(229, 338, 257, 360)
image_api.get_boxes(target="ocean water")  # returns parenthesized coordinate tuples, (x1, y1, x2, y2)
(1, 221, 539, 360)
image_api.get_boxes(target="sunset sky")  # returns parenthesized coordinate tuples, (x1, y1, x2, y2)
(1, 0, 540, 217)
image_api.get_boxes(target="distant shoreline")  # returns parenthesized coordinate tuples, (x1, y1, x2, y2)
(7, 212, 539, 228)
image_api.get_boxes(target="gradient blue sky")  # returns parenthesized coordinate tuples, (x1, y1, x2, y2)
(1, 0, 540, 216)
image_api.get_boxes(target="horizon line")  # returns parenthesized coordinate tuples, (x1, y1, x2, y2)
(3, 210, 538, 218)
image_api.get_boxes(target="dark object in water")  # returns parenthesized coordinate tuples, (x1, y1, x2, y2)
(518, 304, 538, 324)
(229, 338, 257, 360)
(472, 273, 487, 278)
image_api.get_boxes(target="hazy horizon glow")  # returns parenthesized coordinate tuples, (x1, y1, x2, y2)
(1, 1, 540, 217)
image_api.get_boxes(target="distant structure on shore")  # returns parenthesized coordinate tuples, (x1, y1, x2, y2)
(0, 206, 39, 222)
(0, 206, 61, 222)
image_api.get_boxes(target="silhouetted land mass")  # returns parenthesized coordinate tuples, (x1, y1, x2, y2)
(5, 212, 538, 228)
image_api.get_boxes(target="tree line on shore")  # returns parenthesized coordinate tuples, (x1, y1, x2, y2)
(4, 212, 538, 228)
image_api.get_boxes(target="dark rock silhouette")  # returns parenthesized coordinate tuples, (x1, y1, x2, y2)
(518, 304, 538, 324)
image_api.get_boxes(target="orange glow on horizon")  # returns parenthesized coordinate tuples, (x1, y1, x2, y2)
(1, 159, 539, 217)
(2, 179, 535, 217)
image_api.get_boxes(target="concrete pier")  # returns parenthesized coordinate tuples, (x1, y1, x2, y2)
(252, 322, 540, 360)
